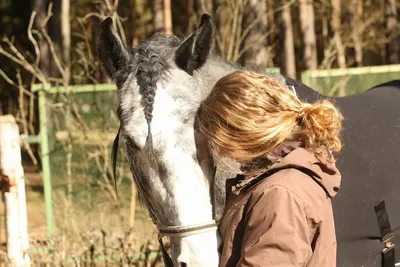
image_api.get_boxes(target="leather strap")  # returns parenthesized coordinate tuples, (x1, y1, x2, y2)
(158, 234, 174, 267)
(158, 221, 218, 238)
(374, 199, 396, 267)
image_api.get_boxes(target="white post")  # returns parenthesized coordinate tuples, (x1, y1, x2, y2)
(5, 189, 19, 266)
(17, 178, 30, 264)
(0, 115, 31, 266)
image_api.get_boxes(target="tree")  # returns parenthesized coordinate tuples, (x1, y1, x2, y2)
(32, 0, 51, 78)
(385, 0, 399, 63)
(331, 0, 346, 95)
(198, 0, 213, 15)
(331, 0, 346, 70)
(241, 0, 269, 68)
(129, 0, 138, 47)
(299, 0, 317, 70)
(185, 0, 195, 34)
(61, 0, 70, 73)
(350, 0, 363, 66)
(279, 2, 296, 78)
(163, 0, 172, 35)
(267, 0, 275, 45)
(153, 0, 164, 32)
(215, 1, 231, 59)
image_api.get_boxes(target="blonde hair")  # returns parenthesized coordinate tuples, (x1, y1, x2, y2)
(197, 71, 344, 162)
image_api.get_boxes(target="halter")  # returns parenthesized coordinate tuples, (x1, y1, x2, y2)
(129, 163, 218, 267)
(156, 220, 218, 266)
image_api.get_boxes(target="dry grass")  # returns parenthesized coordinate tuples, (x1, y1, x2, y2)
(0, 166, 164, 266)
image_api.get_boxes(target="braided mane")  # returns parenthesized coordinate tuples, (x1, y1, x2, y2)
(135, 34, 181, 127)
(136, 50, 162, 126)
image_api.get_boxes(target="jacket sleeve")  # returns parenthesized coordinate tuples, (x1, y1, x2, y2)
(236, 185, 312, 267)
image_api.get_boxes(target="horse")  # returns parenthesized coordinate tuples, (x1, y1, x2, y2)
(97, 14, 400, 267)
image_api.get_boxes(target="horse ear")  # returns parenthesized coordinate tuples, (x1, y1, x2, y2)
(97, 17, 129, 79)
(175, 14, 214, 75)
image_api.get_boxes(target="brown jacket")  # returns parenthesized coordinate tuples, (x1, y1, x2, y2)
(219, 147, 341, 267)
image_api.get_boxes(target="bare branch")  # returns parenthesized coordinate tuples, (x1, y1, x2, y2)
(0, 69, 35, 97)
(0, 69, 18, 88)
(16, 70, 38, 166)
(0, 38, 47, 83)
(28, 11, 41, 67)
(81, 12, 104, 21)
(226, 1, 240, 61)
(41, 3, 68, 84)
(274, 0, 297, 13)
(235, 31, 272, 61)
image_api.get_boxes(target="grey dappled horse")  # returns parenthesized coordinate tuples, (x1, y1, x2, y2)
(98, 14, 400, 267)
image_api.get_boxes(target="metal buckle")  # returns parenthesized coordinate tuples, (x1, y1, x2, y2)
(374, 199, 396, 267)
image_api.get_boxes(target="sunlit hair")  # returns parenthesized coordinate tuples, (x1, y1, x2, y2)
(197, 71, 344, 162)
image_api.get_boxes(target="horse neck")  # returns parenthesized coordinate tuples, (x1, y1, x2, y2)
(197, 57, 241, 97)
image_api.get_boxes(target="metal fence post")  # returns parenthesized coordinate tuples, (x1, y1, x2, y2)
(38, 87, 54, 236)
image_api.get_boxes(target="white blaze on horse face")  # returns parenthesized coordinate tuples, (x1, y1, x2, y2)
(151, 83, 219, 266)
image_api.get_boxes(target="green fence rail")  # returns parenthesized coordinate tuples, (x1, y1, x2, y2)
(301, 64, 400, 96)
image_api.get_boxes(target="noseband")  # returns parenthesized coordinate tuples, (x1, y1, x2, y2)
(131, 165, 218, 267)
(156, 219, 218, 266)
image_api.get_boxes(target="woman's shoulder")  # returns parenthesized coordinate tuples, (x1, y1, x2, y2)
(249, 167, 330, 211)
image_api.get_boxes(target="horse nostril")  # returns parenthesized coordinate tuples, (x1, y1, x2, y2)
(179, 262, 187, 267)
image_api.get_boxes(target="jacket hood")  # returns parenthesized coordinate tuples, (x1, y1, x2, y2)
(269, 147, 342, 198)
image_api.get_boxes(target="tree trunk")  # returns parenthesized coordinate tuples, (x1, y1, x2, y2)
(129, 0, 138, 47)
(267, 0, 275, 45)
(385, 0, 399, 64)
(198, 0, 213, 15)
(99, 1, 112, 83)
(49, 0, 62, 79)
(299, 0, 318, 70)
(32, 0, 50, 79)
(61, 0, 70, 82)
(280, 3, 296, 78)
(380, 0, 387, 64)
(216, 2, 231, 59)
(153, 0, 164, 32)
(185, 0, 195, 35)
(331, 0, 346, 69)
(331, 0, 346, 95)
(242, 0, 269, 68)
(163, 0, 172, 35)
(351, 0, 363, 66)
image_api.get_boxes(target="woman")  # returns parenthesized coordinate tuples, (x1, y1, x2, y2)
(197, 71, 343, 267)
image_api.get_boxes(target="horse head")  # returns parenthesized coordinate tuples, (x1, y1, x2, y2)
(97, 14, 238, 267)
